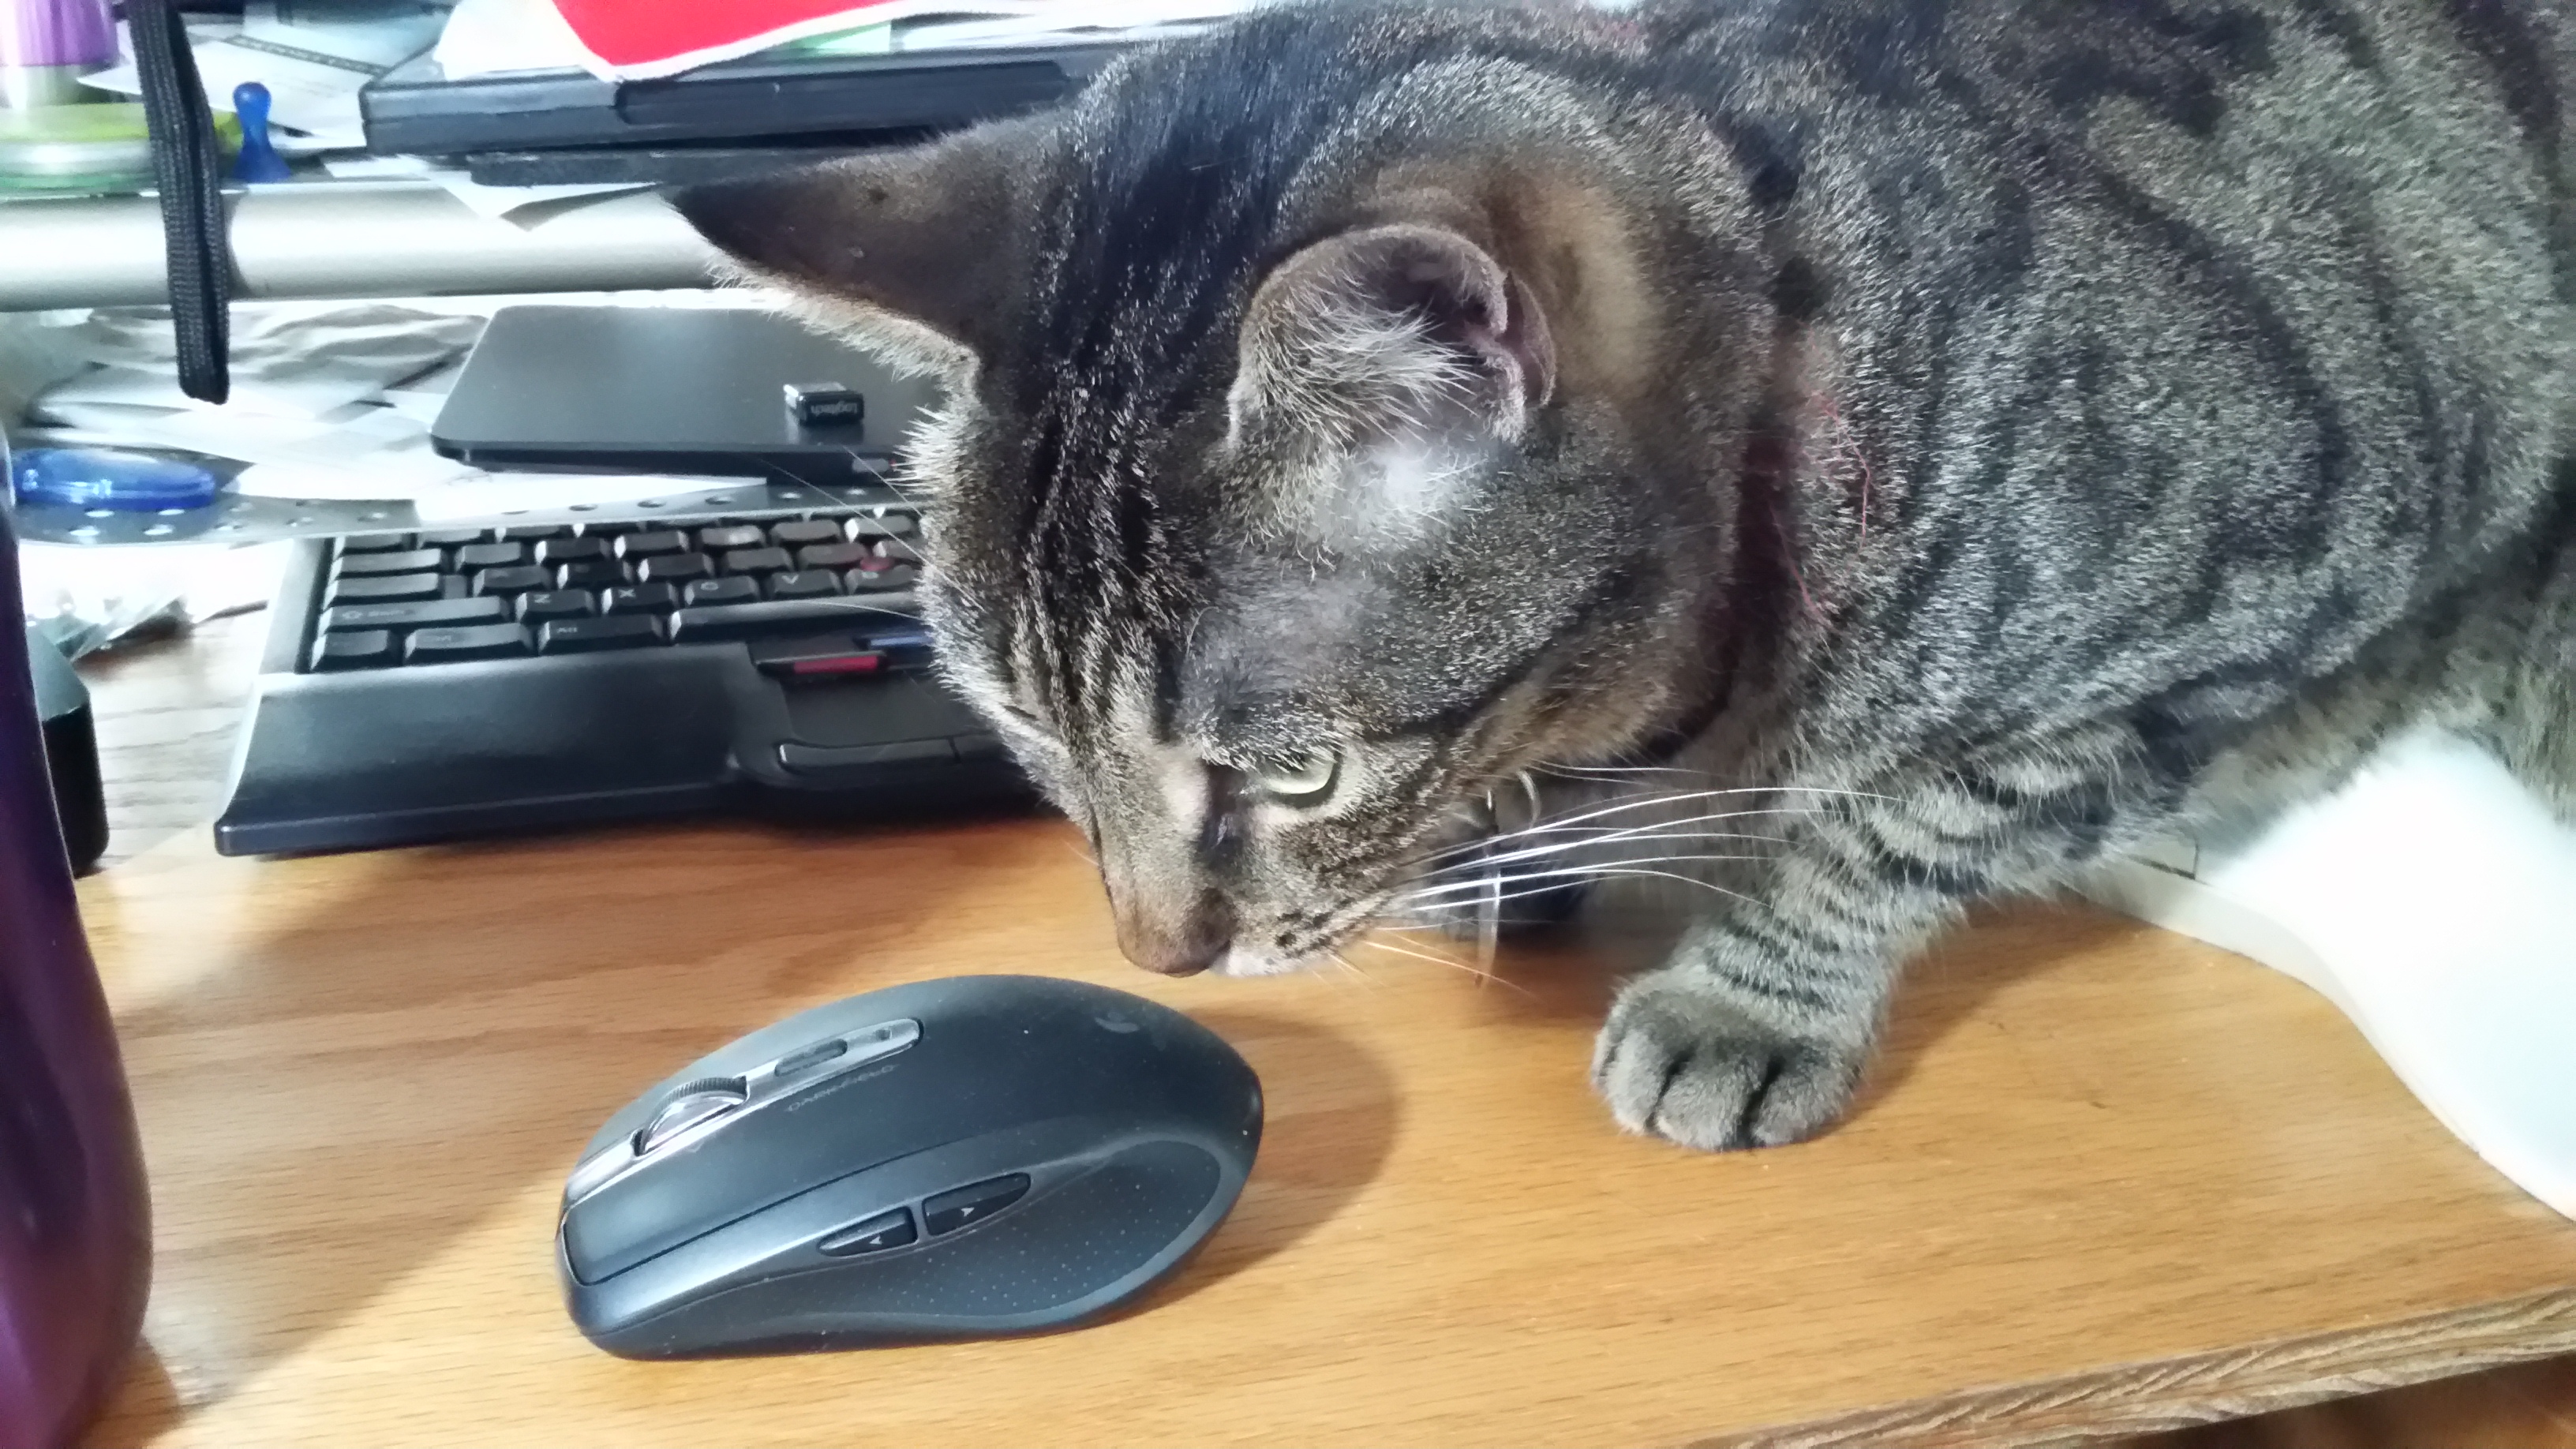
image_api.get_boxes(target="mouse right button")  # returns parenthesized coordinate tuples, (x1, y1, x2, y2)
(921, 1174, 1030, 1236)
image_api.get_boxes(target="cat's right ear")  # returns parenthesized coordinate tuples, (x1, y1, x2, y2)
(1230, 223, 1557, 450)
(669, 121, 1043, 372)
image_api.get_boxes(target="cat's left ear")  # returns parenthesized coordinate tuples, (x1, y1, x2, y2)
(1230, 223, 1556, 449)
(669, 120, 1046, 372)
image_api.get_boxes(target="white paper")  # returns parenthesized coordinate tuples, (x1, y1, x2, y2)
(378, 358, 465, 423)
(85, 36, 369, 147)
(432, 0, 590, 78)
(19, 539, 288, 661)
(322, 153, 645, 223)
(81, 2, 447, 149)
(897, 2, 1234, 51)
(410, 471, 751, 522)
(245, 0, 449, 70)
(44, 303, 482, 420)
(19, 291, 797, 560)
(34, 399, 482, 492)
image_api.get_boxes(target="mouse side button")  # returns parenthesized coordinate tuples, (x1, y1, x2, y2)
(817, 1208, 917, 1256)
(921, 1174, 1029, 1236)
(754, 1018, 919, 1091)
(772, 1038, 847, 1077)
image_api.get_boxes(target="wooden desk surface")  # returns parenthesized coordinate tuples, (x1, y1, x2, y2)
(69, 618, 2576, 1448)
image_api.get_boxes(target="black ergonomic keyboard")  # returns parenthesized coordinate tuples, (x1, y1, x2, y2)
(212, 481, 1031, 856)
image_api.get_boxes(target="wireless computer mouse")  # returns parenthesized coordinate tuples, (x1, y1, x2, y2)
(557, 975, 1262, 1357)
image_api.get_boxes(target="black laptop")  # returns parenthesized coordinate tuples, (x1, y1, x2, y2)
(429, 305, 943, 480)
(360, 38, 1136, 160)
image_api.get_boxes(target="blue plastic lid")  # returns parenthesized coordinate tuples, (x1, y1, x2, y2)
(10, 447, 223, 511)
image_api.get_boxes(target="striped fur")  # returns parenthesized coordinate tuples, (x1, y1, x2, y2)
(676, 0, 2576, 1151)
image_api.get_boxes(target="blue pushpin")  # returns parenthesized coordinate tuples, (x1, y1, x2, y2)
(230, 81, 293, 183)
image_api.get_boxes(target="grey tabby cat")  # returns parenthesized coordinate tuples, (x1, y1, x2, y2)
(676, 0, 2576, 1151)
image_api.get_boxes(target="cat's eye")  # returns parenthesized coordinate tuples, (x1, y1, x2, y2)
(1252, 747, 1340, 804)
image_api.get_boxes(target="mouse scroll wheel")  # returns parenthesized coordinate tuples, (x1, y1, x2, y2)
(635, 1077, 748, 1154)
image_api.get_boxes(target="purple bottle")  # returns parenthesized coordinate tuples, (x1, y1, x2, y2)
(0, 0, 119, 110)
(0, 498, 152, 1447)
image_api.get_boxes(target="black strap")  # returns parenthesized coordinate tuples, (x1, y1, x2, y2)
(127, 0, 232, 405)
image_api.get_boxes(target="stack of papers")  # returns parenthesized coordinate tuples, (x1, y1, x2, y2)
(81, 1, 449, 152)
(21, 294, 768, 522)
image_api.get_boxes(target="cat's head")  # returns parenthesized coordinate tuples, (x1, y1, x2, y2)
(676, 6, 1769, 975)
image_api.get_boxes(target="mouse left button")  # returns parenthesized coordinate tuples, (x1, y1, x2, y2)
(636, 1077, 750, 1153)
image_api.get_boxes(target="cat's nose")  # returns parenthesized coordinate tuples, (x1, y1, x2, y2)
(1112, 891, 1234, 977)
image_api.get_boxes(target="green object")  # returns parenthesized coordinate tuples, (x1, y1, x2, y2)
(0, 101, 241, 194)
(774, 22, 895, 57)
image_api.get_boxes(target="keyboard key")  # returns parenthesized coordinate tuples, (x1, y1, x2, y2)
(796, 541, 872, 571)
(767, 570, 843, 599)
(495, 523, 570, 542)
(769, 519, 846, 546)
(604, 582, 680, 615)
(670, 594, 916, 644)
(534, 536, 608, 566)
(310, 629, 395, 671)
(616, 530, 690, 560)
(328, 572, 444, 605)
(577, 519, 647, 537)
(848, 560, 920, 592)
(697, 524, 765, 551)
(472, 565, 552, 596)
(637, 553, 714, 583)
(540, 615, 662, 653)
(874, 537, 923, 564)
(724, 546, 794, 575)
(417, 527, 485, 547)
(405, 623, 534, 663)
(455, 541, 526, 571)
(518, 590, 597, 621)
(850, 513, 916, 540)
(335, 548, 444, 578)
(338, 531, 415, 552)
(322, 597, 508, 632)
(556, 558, 625, 589)
(684, 576, 761, 606)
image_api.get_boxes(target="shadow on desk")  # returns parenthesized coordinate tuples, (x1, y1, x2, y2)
(80, 814, 1396, 1432)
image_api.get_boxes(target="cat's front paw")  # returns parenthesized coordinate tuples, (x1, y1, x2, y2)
(1589, 973, 1866, 1151)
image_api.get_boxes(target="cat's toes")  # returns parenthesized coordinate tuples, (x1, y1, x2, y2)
(1589, 975, 1866, 1151)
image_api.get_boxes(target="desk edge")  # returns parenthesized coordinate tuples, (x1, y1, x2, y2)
(1709, 1286, 2576, 1449)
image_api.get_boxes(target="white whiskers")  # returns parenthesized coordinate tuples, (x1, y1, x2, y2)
(1412, 784, 1887, 869)
(1357, 930, 1532, 996)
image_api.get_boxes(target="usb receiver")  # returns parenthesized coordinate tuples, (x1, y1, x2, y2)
(784, 382, 865, 429)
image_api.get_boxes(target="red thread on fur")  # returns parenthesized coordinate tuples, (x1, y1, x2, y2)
(1769, 501, 1825, 624)
(1809, 388, 1874, 551)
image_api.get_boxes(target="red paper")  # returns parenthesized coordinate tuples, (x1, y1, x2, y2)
(551, 0, 967, 80)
